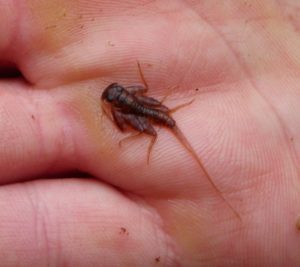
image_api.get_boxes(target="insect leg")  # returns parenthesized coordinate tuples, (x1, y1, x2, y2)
(169, 99, 194, 113)
(125, 85, 147, 94)
(123, 114, 147, 132)
(112, 109, 127, 131)
(122, 61, 149, 94)
(137, 61, 149, 92)
(143, 85, 178, 112)
(119, 113, 158, 163)
(118, 132, 142, 147)
(117, 114, 148, 146)
(147, 134, 157, 164)
(159, 85, 179, 104)
(101, 104, 115, 123)
(135, 95, 169, 112)
(138, 119, 157, 164)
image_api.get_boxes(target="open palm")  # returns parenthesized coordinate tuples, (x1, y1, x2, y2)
(1, 1, 300, 266)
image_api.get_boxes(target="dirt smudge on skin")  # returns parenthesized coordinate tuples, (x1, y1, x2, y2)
(25, 0, 85, 53)
(119, 227, 129, 235)
(296, 216, 300, 230)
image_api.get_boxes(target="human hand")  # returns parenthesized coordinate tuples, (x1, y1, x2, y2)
(1, 1, 300, 266)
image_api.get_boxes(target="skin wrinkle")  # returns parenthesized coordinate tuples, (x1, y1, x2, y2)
(159, 5, 199, 88)
(174, 6, 246, 88)
(24, 183, 49, 266)
(43, 105, 72, 174)
(38, 197, 52, 266)
(40, 90, 77, 175)
(53, 210, 62, 267)
(24, 183, 38, 251)
(24, 183, 65, 266)
(194, 8, 300, 182)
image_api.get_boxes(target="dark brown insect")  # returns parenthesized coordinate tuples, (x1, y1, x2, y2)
(101, 62, 240, 220)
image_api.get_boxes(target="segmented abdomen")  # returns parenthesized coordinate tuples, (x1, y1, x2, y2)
(117, 93, 176, 128)
(142, 107, 175, 128)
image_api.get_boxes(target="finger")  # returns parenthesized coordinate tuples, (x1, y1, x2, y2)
(0, 79, 100, 183)
(0, 179, 174, 267)
(2, 0, 244, 91)
(3, 1, 159, 87)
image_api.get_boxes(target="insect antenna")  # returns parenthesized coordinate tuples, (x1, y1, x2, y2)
(172, 125, 241, 221)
